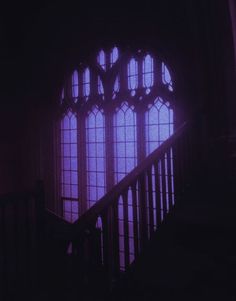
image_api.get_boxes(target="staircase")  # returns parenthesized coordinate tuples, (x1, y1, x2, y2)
(38, 117, 208, 300)
(2, 116, 236, 300)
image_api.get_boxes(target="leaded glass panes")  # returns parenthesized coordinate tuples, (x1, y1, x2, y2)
(98, 76, 104, 95)
(59, 48, 175, 235)
(162, 62, 173, 91)
(60, 111, 79, 222)
(83, 68, 90, 97)
(97, 50, 106, 71)
(72, 70, 79, 100)
(128, 58, 138, 94)
(110, 47, 119, 67)
(145, 98, 174, 156)
(142, 54, 154, 91)
(86, 106, 106, 209)
(114, 102, 137, 183)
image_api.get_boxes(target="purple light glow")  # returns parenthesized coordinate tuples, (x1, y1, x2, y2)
(86, 106, 106, 209)
(110, 47, 119, 67)
(162, 62, 173, 91)
(72, 70, 79, 99)
(98, 76, 104, 95)
(143, 54, 154, 89)
(83, 68, 90, 97)
(128, 58, 138, 91)
(60, 111, 79, 222)
(97, 50, 106, 70)
(114, 102, 137, 184)
(145, 97, 174, 156)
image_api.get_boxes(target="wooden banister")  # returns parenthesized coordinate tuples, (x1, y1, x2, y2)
(73, 122, 187, 233)
(42, 115, 204, 292)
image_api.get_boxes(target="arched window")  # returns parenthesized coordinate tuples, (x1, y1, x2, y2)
(58, 47, 174, 222)
(60, 111, 79, 222)
(86, 106, 106, 209)
(114, 102, 137, 183)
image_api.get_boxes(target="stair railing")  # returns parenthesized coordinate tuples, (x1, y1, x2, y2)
(68, 118, 203, 289)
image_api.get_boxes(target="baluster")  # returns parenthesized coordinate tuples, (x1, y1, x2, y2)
(161, 156, 167, 218)
(131, 182, 139, 258)
(122, 191, 130, 270)
(154, 161, 162, 227)
(101, 210, 109, 280)
(147, 168, 154, 237)
(111, 201, 120, 278)
(138, 174, 148, 251)
(166, 149, 173, 210)
(87, 222, 103, 285)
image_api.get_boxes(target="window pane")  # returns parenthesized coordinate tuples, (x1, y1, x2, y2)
(83, 68, 90, 97)
(60, 112, 79, 221)
(143, 55, 154, 88)
(114, 102, 137, 184)
(110, 47, 119, 67)
(128, 58, 138, 91)
(145, 98, 173, 156)
(86, 107, 106, 209)
(97, 50, 106, 70)
(162, 62, 173, 91)
(72, 70, 79, 98)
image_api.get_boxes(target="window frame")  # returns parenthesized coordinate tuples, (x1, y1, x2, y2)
(56, 47, 175, 220)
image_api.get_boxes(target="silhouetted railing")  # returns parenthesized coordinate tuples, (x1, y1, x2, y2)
(66, 119, 202, 288)
(0, 182, 45, 300)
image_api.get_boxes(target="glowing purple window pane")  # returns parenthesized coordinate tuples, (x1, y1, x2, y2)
(110, 47, 119, 67)
(97, 50, 106, 70)
(128, 58, 138, 90)
(70, 115, 77, 129)
(96, 143, 104, 157)
(83, 68, 90, 97)
(97, 187, 104, 199)
(64, 171, 71, 184)
(86, 107, 106, 207)
(145, 98, 173, 156)
(98, 76, 104, 95)
(71, 171, 78, 185)
(159, 105, 169, 124)
(64, 185, 71, 197)
(72, 70, 79, 98)
(97, 158, 104, 172)
(63, 158, 70, 170)
(62, 130, 70, 143)
(114, 76, 120, 93)
(70, 144, 77, 157)
(162, 63, 173, 91)
(63, 144, 70, 157)
(62, 115, 70, 130)
(71, 130, 77, 143)
(64, 200, 71, 212)
(143, 55, 153, 88)
(114, 103, 137, 184)
(71, 185, 78, 198)
(72, 201, 79, 213)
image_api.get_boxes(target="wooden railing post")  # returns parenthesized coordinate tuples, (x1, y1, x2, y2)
(138, 174, 148, 251)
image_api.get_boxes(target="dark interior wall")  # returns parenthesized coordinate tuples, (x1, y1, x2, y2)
(0, 0, 235, 200)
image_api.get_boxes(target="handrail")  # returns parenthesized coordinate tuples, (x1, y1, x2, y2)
(73, 121, 187, 233)
(49, 115, 204, 289)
